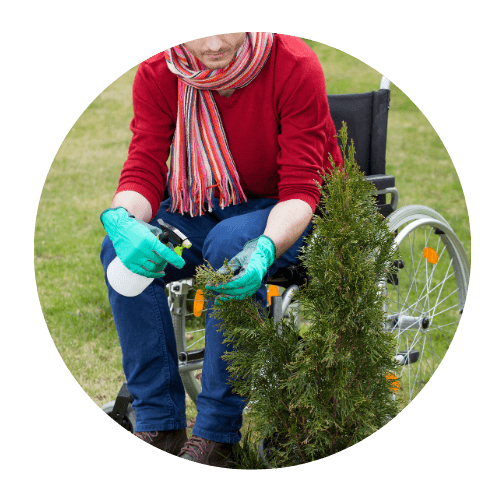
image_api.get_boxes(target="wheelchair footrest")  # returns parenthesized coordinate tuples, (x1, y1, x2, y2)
(110, 382, 134, 425)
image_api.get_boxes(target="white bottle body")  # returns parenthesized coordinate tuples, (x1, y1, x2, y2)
(107, 256, 153, 297)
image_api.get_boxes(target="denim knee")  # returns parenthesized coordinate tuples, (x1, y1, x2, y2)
(202, 224, 246, 269)
(202, 216, 266, 269)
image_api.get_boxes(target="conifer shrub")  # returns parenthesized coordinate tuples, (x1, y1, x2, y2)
(196, 123, 400, 467)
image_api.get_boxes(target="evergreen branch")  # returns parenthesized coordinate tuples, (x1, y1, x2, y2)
(194, 122, 400, 467)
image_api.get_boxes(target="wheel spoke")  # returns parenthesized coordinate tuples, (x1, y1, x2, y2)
(386, 213, 468, 405)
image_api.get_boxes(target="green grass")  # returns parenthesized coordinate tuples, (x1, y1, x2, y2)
(34, 39, 471, 457)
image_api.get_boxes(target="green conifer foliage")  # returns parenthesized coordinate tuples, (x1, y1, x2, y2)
(196, 123, 400, 467)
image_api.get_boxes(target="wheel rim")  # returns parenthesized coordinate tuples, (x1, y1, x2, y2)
(386, 217, 468, 404)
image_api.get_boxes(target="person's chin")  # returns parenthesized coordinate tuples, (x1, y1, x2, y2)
(203, 55, 232, 69)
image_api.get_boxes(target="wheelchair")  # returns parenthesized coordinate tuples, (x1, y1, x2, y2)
(102, 76, 470, 432)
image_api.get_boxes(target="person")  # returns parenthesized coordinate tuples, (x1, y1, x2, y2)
(100, 32, 342, 468)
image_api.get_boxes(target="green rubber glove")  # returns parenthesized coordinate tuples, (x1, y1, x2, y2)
(100, 207, 185, 278)
(206, 235, 276, 302)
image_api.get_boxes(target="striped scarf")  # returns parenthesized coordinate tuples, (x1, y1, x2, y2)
(165, 32, 274, 216)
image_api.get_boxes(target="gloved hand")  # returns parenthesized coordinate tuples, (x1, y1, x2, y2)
(100, 207, 185, 278)
(206, 235, 276, 302)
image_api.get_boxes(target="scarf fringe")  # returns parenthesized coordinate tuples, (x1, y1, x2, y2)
(165, 33, 274, 216)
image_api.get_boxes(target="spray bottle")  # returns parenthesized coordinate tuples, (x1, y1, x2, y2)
(107, 219, 192, 297)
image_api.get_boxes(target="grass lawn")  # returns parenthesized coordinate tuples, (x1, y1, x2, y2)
(34, 39, 471, 457)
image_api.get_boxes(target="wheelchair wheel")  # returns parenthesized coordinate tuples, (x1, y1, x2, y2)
(168, 281, 296, 405)
(385, 205, 469, 404)
(168, 280, 205, 403)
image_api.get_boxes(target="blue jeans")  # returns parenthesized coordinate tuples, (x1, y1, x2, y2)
(100, 197, 311, 444)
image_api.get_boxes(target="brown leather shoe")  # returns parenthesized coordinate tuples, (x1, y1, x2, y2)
(179, 434, 237, 468)
(134, 428, 187, 455)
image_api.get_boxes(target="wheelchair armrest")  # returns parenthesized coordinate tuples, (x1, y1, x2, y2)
(315, 174, 397, 217)
(365, 174, 395, 190)
(366, 174, 398, 215)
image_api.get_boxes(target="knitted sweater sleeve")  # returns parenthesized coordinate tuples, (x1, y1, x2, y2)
(274, 38, 341, 212)
(114, 56, 177, 218)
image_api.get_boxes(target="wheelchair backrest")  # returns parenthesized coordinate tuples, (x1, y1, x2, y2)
(327, 88, 390, 177)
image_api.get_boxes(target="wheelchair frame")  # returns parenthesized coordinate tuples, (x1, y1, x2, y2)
(102, 76, 470, 431)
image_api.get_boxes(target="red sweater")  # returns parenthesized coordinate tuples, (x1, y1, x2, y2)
(116, 34, 342, 217)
